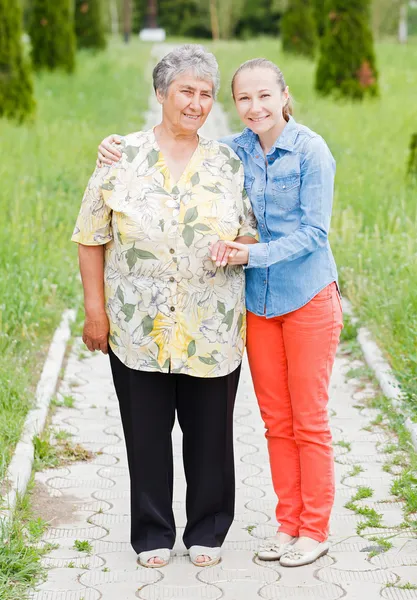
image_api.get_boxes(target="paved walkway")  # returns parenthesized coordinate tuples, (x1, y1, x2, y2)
(30, 46, 417, 600)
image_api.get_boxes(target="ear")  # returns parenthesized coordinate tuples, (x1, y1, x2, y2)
(155, 89, 165, 105)
(282, 86, 290, 103)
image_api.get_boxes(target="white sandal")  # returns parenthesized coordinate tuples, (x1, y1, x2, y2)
(137, 548, 171, 568)
(257, 536, 297, 561)
(189, 545, 221, 567)
(279, 541, 330, 567)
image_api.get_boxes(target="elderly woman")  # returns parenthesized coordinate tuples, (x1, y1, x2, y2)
(72, 45, 257, 568)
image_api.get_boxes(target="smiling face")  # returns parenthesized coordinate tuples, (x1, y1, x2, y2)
(232, 67, 289, 137)
(157, 71, 214, 135)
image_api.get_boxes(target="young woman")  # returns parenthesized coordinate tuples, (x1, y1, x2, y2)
(97, 55, 343, 568)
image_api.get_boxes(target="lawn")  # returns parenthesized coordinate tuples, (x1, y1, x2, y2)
(0, 38, 151, 487)
(211, 38, 417, 415)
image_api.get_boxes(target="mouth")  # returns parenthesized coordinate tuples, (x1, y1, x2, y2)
(249, 115, 269, 123)
(183, 114, 200, 120)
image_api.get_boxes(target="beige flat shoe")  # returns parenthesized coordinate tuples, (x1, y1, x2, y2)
(257, 536, 297, 561)
(189, 545, 221, 567)
(279, 541, 330, 567)
(137, 548, 170, 568)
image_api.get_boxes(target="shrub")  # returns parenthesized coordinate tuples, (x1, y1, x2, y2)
(315, 0, 378, 100)
(75, 0, 107, 50)
(29, 0, 76, 73)
(0, 0, 35, 122)
(281, 0, 317, 59)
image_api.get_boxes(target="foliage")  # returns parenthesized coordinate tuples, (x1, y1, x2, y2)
(235, 0, 282, 39)
(75, 0, 107, 50)
(315, 0, 378, 99)
(281, 0, 317, 57)
(28, 0, 76, 72)
(313, 0, 327, 36)
(0, 0, 35, 122)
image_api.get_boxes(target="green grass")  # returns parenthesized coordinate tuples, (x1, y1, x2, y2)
(0, 38, 151, 484)
(211, 38, 417, 416)
(73, 540, 93, 554)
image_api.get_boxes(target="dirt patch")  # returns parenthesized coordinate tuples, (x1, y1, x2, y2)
(31, 481, 85, 527)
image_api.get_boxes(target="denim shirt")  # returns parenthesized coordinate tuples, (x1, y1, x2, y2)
(219, 115, 338, 317)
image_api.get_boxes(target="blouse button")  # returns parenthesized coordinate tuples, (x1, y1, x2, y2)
(282, 185, 286, 189)
(171, 220, 177, 226)
(170, 306, 175, 312)
(169, 248, 175, 254)
(169, 276, 175, 283)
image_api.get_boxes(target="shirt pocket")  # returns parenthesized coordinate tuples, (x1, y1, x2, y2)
(271, 173, 300, 211)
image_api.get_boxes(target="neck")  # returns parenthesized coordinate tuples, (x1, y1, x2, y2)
(155, 121, 199, 146)
(258, 117, 287, 155)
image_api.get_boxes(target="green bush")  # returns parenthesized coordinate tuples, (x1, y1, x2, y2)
(281, 0, 317, 58)
(313, 0, 327, 36)
(75, 0, 107, 50)
(316, 0, 378, 100)
(28, 0, 76, 72)
(0, 0, 35, 122)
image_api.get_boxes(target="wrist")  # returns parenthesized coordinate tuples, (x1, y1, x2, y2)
(85, 304, 107, 319)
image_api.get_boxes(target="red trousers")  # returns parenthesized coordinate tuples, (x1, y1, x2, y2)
(246, 283, 343, 542)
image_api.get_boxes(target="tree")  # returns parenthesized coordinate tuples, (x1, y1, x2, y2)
(75, 0, 107, 50)
(281, 0, 317, 58)
(0, 0, 35, 122)
(313, 0, 327, 36)
(29, 0, 76, 72)
(315, 0, 378, 100)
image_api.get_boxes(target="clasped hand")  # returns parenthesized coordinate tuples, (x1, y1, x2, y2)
(209, 240, 249, 267)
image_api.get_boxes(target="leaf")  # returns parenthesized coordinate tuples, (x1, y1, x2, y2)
(126, 247, 138, 270)
(222, 308, 234, 331)
(219, 145, 231, 158)
(182, 225, 195, 247)
(198, 355, 218, 365)
(190, 172, 200, 186)
(101, 181, 115, 191)
(237, 313, 244, 333)
(135, 248, 157, 260)
(217, 301, 226, 315)
(147, 149, 159, 168)
(172, 185, 180, 196)
(121, 303, 135, 322)
(159, 219, 165, 232)
(203, 185, 220, 194)
(162, 358, 170, 370)
(193, 223, 211, 232)
(187, 340, 196, 358)
(141, 315, 154, 336)
(124, 145, 140, 163)
(184, 206, 198, 224)
(116, 286, 124, 305)
(228, 157, 241, 174)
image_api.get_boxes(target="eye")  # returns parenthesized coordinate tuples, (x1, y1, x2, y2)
(238, 96, 249, 101)
(261, 94, 270, 98)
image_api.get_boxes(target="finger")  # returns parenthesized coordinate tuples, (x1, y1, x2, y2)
(220, 247, 233, 267)
(99, 340, 108, 355)
(210, 242, 221, 261)
(83, 337, 95, 352)
(98, 151, 113, 166)
(96, 159, 102, 168)
(228, 249, 238, 260)
(215, 243, 227, 266)
(224, 241, 244, 250)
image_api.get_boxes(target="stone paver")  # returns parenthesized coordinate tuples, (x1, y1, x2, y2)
(29, 45, 415, 599)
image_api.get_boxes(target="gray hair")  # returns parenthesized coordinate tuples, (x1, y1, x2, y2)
(153, 44, 220, 99)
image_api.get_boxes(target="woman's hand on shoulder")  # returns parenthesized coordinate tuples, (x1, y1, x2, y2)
(97, 134, 122, 168)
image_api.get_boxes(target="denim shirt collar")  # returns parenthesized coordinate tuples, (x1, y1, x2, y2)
(233, 115, 299, 154)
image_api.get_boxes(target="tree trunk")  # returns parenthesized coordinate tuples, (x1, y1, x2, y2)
(123, 0, 132, 42)
(398, 2, 408, 43)
(209, 0, 220, 40)
(145, 0, 158, 29)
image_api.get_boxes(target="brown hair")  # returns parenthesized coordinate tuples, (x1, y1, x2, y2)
(231, 58, 293, 121)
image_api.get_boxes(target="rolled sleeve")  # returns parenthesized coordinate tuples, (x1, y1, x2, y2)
(71, 165, 114, 246)
(247, 243, 268, 268)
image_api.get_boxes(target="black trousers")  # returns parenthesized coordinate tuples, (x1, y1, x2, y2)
(109, 347, 240, 554)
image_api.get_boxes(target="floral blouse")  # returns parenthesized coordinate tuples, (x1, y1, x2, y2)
(72, 129, 258, 377)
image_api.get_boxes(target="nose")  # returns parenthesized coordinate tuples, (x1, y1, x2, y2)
(189, 94, 202, 111)
(250, 98, 262, 113)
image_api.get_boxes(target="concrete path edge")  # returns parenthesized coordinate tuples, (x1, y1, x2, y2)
(342, 297, 417, 450)
(1, 308, 76, 521)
